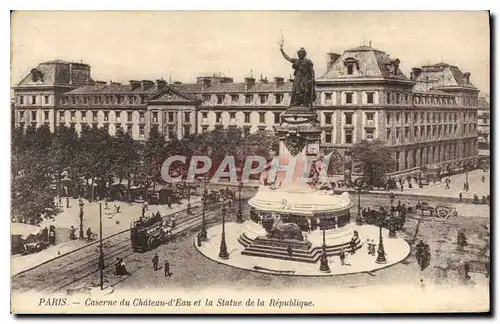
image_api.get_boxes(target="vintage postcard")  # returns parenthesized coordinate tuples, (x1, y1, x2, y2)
(10, 11, 490, 314)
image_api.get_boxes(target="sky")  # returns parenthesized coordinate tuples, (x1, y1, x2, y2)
(11, 11, 490, 93)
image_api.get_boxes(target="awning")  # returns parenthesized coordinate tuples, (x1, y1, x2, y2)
(11, 223, 42, 237)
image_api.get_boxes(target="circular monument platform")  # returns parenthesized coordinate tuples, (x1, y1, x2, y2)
(195, 220, 411, 277)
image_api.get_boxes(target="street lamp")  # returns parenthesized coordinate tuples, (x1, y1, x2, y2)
(319, 225, 331, 273)
(186, 184, 192, 214)
(98, 203, 104, 290)
(388, 217, 397, 239)
(78, 199, 84, 239)
(218, 203, 229, 260)
(200, 191, 208, 241)
(354, 179, 363, 225)
(464, 162, 469, 192)
(236, 181, 244, 223)
(375, 213, 387, 264)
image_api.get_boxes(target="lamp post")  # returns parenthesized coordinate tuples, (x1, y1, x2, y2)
(319, 226, 331, 273)
(354, 179, 363, 225)
(200, 191, 207, 241)
(78, 199, 84, 239)
(356, 187, 363, 225)
(376, 214, 387, 264)
(388, 217, 397, 239)
(218, 203, 229, 259)
(464, 162, 469, 192)
(98, 203, 104, 290)
(236, 181, 244, 223)
(200, 176, 209, 241)
(186, 184, 191, 214)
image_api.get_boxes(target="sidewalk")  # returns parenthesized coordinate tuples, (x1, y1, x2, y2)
(11, 197, 201, 276)
(401, 169, 490, 200)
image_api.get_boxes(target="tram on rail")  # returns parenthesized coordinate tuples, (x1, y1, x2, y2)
(130, 214, 172, 252)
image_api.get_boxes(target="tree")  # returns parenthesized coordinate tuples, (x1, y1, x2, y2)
(11, 125, 59, 224)
(351, 140, 396, 188)
(111, 128, 140, 201)
(136, 126, 166, 200)
(50, 126, 80, 197)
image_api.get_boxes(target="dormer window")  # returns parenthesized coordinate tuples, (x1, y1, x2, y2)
(343, 57, 360, 75)
(30, 69, 44, 82)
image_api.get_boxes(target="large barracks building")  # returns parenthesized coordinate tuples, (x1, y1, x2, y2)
(13, 45, 480, 175)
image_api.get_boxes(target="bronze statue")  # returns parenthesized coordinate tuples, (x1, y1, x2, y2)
(279, 36, 316, 107)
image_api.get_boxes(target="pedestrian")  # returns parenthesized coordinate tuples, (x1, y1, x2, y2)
(459, 192, 463, 203)
(86, 228, 93, 241)
(197, 233, 202, 247)
(445, 181, 450, 190)
(370, 240, 376, 256)
(481, 175, 485, 183)
(69, 226, 76, 240)
(339, 248, 346, 266)
(420, 279, 425, 290)
(164, 259, 171, 277)
(119, 258, 129, 275)
(116, 205, 121, 213)
(115, 257, 121, 275)
(152, 253, 159, 271)
(104, 201, 109, 210)
(58, 197, 62, 207)
(287, 245, 293, 257)
(49, 228, 56, 245)
(66, 197, 70, 208)
(400, 184, 404, 192)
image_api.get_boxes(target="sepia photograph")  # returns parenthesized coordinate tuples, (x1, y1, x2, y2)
(9, 10, 490, 314)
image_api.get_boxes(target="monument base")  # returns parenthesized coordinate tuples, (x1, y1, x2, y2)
(239, 231, 362, 264)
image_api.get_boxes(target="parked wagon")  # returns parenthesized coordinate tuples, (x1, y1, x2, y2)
(435, 205, 458, 219)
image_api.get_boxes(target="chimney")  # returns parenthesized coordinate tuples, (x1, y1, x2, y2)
(69, 63, 73, 85)
(260, 77, 268, 84)
(326, 53, 341, 71)
(245, 77, 256, 90)
(109, 80, 121, 86)
(463, 72, 471, 85)
(410, 68, 422, 80)
(129, 80, 141, 91)
(173, 81, 182, 85)
(392, 59, 400, 75)
(274, 77, 284, 86)
(197, 77, 212, 90)
(155, 79, 167, 91)
(94, 80, 106, 91)
(141, 80, 154, 91)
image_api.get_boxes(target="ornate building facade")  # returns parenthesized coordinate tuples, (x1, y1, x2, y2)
(12, 45, 480, 175)
(477, 96, 490, 148)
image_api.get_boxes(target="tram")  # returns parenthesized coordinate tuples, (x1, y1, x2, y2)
(130, 214, 172, 252)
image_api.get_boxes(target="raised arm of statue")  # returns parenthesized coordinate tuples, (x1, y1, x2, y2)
(280, 48, 296, 63)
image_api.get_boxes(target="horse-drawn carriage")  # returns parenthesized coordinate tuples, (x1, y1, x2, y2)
(361, 207, 406, 230)
(418, 202, 457, 219)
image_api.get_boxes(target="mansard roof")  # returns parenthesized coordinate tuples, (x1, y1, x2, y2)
(413, 62, 478, 92)
(16, 60, 94, 88)
(320, 46, 409, 80)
